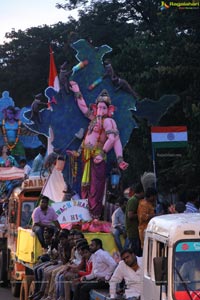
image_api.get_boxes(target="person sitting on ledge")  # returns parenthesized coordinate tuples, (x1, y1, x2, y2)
(31, 196, 61, 249)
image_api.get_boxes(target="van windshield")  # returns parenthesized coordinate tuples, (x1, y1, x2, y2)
(173, 240, 200, 300)
(21, 201, 36, 227)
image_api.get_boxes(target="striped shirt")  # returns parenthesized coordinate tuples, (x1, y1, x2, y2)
(184, 202, 199, 213)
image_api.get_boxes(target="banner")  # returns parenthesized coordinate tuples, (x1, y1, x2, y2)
(51, 199, 92, 223)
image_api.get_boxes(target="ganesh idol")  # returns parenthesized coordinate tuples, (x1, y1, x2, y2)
(68, 81, 128, 219)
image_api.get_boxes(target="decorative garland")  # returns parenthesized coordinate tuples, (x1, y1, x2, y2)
(2, 119, 21, 150)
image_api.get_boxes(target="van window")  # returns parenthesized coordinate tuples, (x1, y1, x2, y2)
(173, 240, 200, 300)
(21, 202, 36, 227)
(23, 191, 41, 197)
(147, 239, 168, 277)
(156, 241, 167, 257)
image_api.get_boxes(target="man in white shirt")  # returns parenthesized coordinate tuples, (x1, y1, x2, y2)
(19, 158, 32, 179)
(31, 146, 46, 175)
(73, 238, 117, 300)
(111, 197, 129, 252)
(109, 248, 143, 300)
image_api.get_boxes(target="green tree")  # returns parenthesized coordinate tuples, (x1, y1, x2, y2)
(0, 22, 77, 105)
(0, 0, 200, 193)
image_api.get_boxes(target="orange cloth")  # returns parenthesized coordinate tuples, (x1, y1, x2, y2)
(137, 199, 155, 248)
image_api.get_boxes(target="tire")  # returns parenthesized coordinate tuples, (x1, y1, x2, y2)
(0, 250, 8, 286)
(11, 280, 21, 297)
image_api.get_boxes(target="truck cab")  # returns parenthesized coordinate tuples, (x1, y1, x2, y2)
(143, 213, 200, 300)
(0, 176, 45, 295)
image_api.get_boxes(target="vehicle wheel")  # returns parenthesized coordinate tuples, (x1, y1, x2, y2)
(11, 280, 21, 297)
(20, 280, 28, 300)
(0, 250, 8, 286)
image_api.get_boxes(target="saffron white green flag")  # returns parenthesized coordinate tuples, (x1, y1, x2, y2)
(151, 126, 188, 149)
(47, 45, 60, 155)
(48, 46, 60, 91)
(42, 45, 66, 202)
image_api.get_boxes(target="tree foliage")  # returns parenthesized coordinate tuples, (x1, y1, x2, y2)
(0, 0, 200, 194)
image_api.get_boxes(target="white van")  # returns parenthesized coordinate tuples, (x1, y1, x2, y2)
(143, 213, 200, 300)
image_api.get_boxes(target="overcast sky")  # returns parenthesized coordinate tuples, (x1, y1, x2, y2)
(0, 0, 78, 44)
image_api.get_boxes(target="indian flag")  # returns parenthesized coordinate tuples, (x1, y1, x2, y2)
(48, 45, 60, 154)
(48, 46, 60, 91)
(42, 46, 66, 201)
(151, 126, 188, 149)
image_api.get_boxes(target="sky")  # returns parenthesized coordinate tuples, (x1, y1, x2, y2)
(0, 0, 78, 44)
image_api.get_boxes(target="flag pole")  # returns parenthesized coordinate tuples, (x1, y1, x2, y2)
(152, 144, 157, 190)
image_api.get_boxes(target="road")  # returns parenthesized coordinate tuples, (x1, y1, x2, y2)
(0, 286, 18, 300)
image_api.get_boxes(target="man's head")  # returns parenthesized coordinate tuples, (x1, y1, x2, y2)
(134, 182, 144, 196)
(145, 187, 157, 204)
(120, 248, 137, 268)
(76, 239, 88, 255)
(81, 244, 91, 260)
(44, 226, 55, 241)
(89, 238, 103, 253)
(74, 231, 84, 244)
(59, 230, 70, 246)
(68, 231, 76, 248)
(40, 196, 49, 210)
(38, 146, 46, 157)
(35, 93, 43, 101)
(19, 159, 27, 168)
(118, 197, 128, 212)
(89, 239, 103, 253)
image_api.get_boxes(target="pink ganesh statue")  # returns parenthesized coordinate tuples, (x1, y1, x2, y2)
(69, 81, 128, 219)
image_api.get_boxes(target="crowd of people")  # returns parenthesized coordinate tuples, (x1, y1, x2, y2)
(28, 179, 200, 300)
(30, 195, 142, 300)
(1, 137, 200, 300)
(0, 144, 47, 212)
(111, 184, 200, 257)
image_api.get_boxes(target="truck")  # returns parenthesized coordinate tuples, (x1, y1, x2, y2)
(0, 176, 46, 298)
(91, 213, 200, 300)
(143, 213, 200, 300)
(0, 175, 119, 300)
(1, 175, 200, 300)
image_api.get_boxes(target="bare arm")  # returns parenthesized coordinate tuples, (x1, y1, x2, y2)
(70, 81, 93, 119)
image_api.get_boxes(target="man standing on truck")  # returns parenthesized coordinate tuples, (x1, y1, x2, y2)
(109, 248, 143, 300)
(111, 197, 129, 252)
(137, 187, 157, 249)
(32, 195, 61, 249)
(125, 183, 144, 256)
